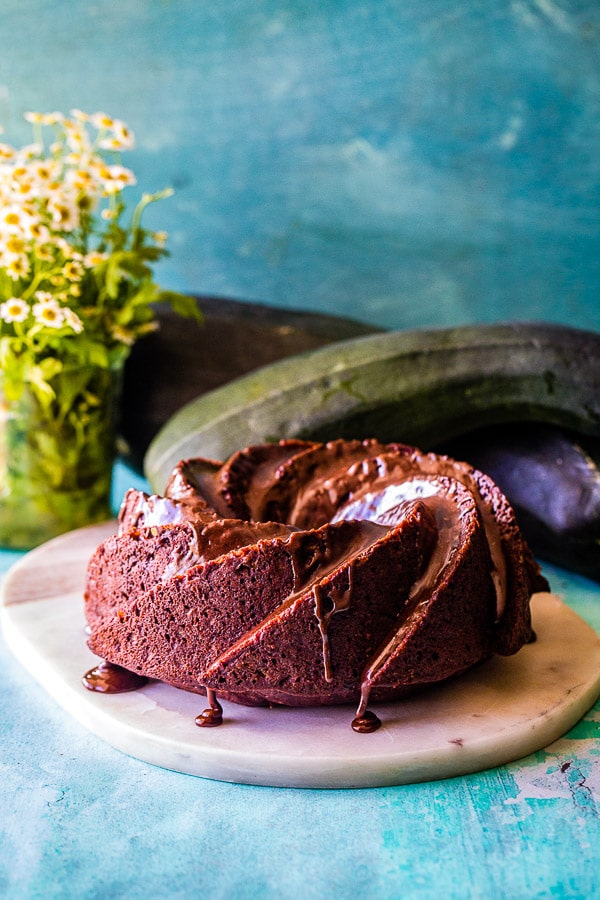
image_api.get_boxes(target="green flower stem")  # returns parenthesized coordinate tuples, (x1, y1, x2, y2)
(0, 362, 122, 548)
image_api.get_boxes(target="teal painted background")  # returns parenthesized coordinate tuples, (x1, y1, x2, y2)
(1, 0, 598, 330)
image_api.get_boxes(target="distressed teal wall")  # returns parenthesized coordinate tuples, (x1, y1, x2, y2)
(1, 1, 598, 330)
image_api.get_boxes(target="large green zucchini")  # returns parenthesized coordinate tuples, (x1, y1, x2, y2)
(145, 321, 600, 493)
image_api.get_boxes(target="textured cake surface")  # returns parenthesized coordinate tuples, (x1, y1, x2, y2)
(84, 439, 548, 715)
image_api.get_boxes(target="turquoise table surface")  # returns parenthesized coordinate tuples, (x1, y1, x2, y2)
(1, 1, 599, 897)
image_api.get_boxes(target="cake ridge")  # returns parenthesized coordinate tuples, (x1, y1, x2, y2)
(200, 506, 435, 693)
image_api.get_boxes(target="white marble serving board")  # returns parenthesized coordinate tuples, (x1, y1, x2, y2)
(2, 522, 600, 789)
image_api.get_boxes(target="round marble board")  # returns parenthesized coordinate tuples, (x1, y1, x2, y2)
(2, 522, 599, 789)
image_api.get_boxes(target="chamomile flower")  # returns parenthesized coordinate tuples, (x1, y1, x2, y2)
(99, 119, 135, 151)
(17, 143, 43, 161)
(33, 293, 61, 313)
(33, 242, 55, 262)
(66, 166, 98, 194)
(32, 294, 64, 328)
(0, 205, 29, 232)
(0, 296, 29, 323)
(28, 159, 60, 194)
(4, 235, 27, 256)
(33, 290, 55, 304)
(62, 259, 84, 282)
(83, 250, 108, 268)
(0, 144, 16, 161)
(75, 192, 98, 216)
(47, 196, 80, 231)
(53, 236, 76, 258)
(24, 111, 64, 126)
(63, 307, 84, 333)
(5, 255, 30, 280)
(26, 220, 51, 245)
(34, 303, 66, 328)
(13, 178, 34, 198)
(101, 164, 136, 195)
(99, 135, 130, 152)
(8, 164, 29, 183)
(69, 109, 90, 123)
(90, 112, 115, 131)
(63, 119, 91, 154)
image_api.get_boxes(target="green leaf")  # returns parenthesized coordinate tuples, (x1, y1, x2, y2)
(81, 341, 111, 369)
(24, 364, 58, 406)
(156, 291, 203, 322)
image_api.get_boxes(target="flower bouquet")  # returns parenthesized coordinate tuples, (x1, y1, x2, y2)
(0, 109, 200, 548)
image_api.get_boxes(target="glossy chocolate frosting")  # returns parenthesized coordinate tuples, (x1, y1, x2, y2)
(84, 439, 548, 729)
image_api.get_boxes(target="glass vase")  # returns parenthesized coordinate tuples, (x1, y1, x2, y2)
(0, 362, 123, 549)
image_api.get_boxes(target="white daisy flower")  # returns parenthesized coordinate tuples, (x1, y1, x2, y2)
(17, 143, 43, 161)
(83, 250, 108, 267)
(32, 293, 61, 314)
(24, 111, 64, 126)
(33, 243, 56, 262)
(33, 290, 55, 304)
(63, 307, 84, 333)
(101, 164, 136, 195)
(69, 109, 90, 123)
(26, 220, 51, 245)
(66, 166, 98, 194)
(5, 255, 30, 280)
(99, 119, 135, 151)
(0, 205, 30, 233)
(90, 112, 115, 131)
(62, 259, 84, 282)
(0, 296, 29, 323)
(0, 144, 16, 161)
(53, 236, 76, 258)
(63, 119, 91, 154)
(47, 197, 80, 231)
(112, 119, 135, 147)
(3, 235, 27, 256)
(32, 296, 65, 328)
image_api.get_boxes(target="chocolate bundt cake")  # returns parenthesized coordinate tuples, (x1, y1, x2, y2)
(84, 439, 548, 731)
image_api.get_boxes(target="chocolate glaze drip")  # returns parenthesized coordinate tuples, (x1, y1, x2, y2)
(350, 492, 461, 727)
(288, 526, 363, 683)
(351, 709, 382, 734)
(312, 569, 354, 684)
(195, 689, 224, 727)
(202, 520, 388, 687)
(82, 661, 148, 693)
